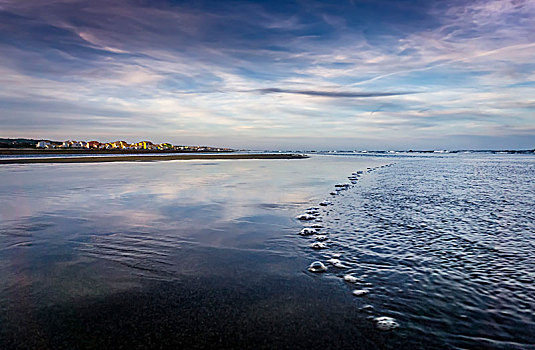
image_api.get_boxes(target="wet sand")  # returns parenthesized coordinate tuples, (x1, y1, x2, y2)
(0, 153, 307, 164)
(4, 154, 532, 349)
(0, 248, 407, 350)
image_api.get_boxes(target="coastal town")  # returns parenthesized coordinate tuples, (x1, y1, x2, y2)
(33, 139, 231, 152)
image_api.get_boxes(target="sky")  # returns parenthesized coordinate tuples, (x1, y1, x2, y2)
(0, 0, 534, 150)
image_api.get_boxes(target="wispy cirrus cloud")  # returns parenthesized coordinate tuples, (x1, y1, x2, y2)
(255, 88, 415, 98)
(0, 0, 533, 149)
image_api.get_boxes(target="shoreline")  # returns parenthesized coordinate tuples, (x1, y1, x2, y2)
(0, 153, 308, 164)
(0, 148, 234, 155)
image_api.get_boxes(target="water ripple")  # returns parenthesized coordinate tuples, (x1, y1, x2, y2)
(77, 231, 191, 279)
(298, 156, 535, 348)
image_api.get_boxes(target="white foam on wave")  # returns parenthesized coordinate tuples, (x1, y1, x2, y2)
(343, 274, 359, 283)
(326, 258, 349, 268)
(360, 305, 374, 312)
(310, 242, 328, 250)
(335, 183, 351, 189)
(308, 261, 327, 273)
(299, 227, 317, 235)
(352, 289, 369, 297)
(315, 235, 328, 241)
(297, 214, 316, 221)
(373, 316, 399, 331)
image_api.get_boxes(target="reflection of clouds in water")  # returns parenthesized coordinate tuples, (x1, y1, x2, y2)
(101, 209, 166, 229)
(0, 156, 389, 319)
(97, 161, 319, 226)
(0, 157, 385, 237)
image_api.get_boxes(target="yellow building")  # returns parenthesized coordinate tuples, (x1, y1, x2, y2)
(133, 141, 153, 149)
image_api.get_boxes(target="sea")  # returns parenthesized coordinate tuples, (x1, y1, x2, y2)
(0, 152, 534, 349)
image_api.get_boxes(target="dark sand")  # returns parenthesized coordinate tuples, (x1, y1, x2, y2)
(0, 153, 308, 164)
(0, 247, 411, 350)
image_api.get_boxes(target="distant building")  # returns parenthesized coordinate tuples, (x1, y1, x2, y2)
(36, 141, 50, 148)
(107, 141, 129, 149)
(71, 141, 87, 148)
(32, 138, 227, 152)
(133, 141, 153, 150)
(87, 141, 100, 149)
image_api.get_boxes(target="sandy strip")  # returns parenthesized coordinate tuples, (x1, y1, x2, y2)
(0, 153, 308, 164)
(0, 149, 231, 155)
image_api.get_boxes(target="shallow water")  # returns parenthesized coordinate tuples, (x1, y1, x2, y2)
(299, 154, 535, 349)
(0, 154, 534, 349)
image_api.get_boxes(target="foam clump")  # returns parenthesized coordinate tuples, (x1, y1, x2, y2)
(310, 242, 328, 250)
(315, 235, 328, 241)
(373, 317, 399, 331)
(352, 289, 369, 297)
(297, 214, 316, 221)
(327, 258, 349, 268)
(308, 261, 327, 273)
(343, 274, 359, 283)
(327, 258, 341, 264)
(310, 223, 323, 228)
(360, 305, 374, 312)
(335, 183, 350, 189)
(319, 200, 332, 206)
(299, 228, 317, 236)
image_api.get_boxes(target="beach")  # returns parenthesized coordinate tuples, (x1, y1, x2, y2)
(1, 153, 534, 349)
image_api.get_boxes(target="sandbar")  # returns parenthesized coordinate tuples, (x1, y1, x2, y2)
(0, 153, 308, 164)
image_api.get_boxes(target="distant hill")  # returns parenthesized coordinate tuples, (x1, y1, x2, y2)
(0, 138, 61, 148)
